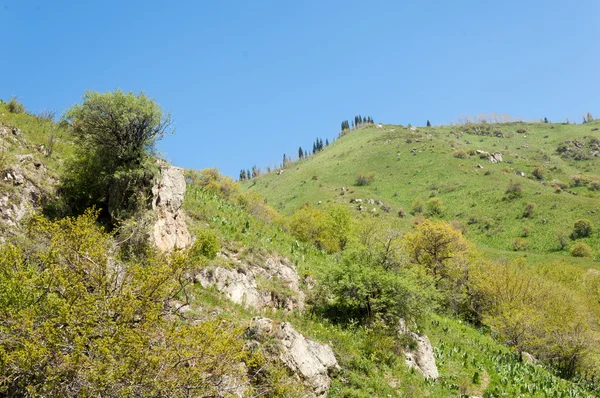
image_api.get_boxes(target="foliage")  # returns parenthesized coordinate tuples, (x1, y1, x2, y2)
(355, 172, 375, 186)
(315, 249, 438, 327)
(411, 197, 424, 215)
(522, 202, 536, 218)
(6, 96, 25, 114)
(289, 203, 352, 253)
(453, 149, 468, 159)
(403, 220, 472, 283)
(571, 242, 593, 258)
(59, 90, 170, 221)
(190, 228, 220, 262)
(425, 197, 446, 217)
(0, 210, 247, 396)
(505, 181, 523, 199)
(571, 219, 593, 239)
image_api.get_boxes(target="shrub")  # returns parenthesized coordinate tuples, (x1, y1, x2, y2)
(522, 202, 535, 218)
(516, 128, 526, 134)
(453, 149, 468, 159)
(0, 211, 247, 396)
(532, 167, 544, 180)
(571, 242, 593, 257)
(590, 180, 600, 191)
(191, 229, 220, 262)
(505, 181, 523, 199)
(571, 219, 593, 239)
(6, 96, 25, 114)
(425, 197, 445, 217)
(513, 238, 529, 251)
(410, 197, 424, 215)
(355, 172, 375, 186)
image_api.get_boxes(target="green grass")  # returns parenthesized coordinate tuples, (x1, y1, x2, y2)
(184, 181, 598, 397)
(246, 121, 600, 259)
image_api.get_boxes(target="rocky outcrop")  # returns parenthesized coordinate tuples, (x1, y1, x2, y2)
(150, 164, 191, 252)
(0, 164, 47, 235)
(247, 317, 339, 397)
(195, 254, 305, 311)
(488, 152, 503, 163)
(399, 320, 439, 379)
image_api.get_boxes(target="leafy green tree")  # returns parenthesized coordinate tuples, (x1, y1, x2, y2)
(425, 197, 445, 217)
(60, 90, 172, 221)
(316, 250, 438, 327)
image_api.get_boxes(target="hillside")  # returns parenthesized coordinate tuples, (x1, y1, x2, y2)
(246, 121, 600, 258)
(1, 96, 599, 397)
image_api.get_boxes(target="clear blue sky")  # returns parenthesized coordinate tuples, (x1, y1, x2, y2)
(2, 1, 599, 177)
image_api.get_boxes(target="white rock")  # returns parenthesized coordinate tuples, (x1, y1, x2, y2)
(150, 164, 191, 252)
(248, 317, 339, 397)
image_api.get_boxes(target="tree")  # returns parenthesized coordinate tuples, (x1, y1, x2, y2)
(60, 90, 172, 220)
(544, 117, 549, 123)
(298, 146, 304, 159)
(403, 219, 472, 283)
(426, 120, 431, 127)
(325, 138, 329, 146)
(65, 90, 172, 169)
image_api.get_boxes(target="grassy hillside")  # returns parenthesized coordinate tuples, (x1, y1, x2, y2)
(246, 121, 600, 258)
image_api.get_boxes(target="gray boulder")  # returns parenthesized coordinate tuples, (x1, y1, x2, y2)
(248, 317, 339, 397)
(399, 319, 439, 380)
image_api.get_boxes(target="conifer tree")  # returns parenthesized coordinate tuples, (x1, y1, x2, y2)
(239, 170, 245, 181)
(325, 138, 329, 146)
(544, 117, 549, 123)
(298, 146, 304, 159)
(427, 120, 431, 127)
(247, 169, 251, 179)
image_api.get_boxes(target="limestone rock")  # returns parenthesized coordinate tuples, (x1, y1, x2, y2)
(195, 254, 305, 311)
(399, 319, 439, 380)
(403, 333, 439, 379)
(248, 317, 339, 397)
(150, 164, 191, 252)
(488, 152, 503, 163)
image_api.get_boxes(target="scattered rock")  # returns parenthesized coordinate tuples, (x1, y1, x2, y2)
(150, 163, 191, 252)
(12, 128, 22, 136)
(476, 164, 484, 169)
(349, 198, 362, 203)
(247, 317, 339, 397)
(276, 169, 285, 175)
(488, 152, 503, 163)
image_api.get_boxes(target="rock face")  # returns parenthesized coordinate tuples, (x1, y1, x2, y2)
(248, 317, 339, 397)
(404, 333, 439, 379)
(0, 165, 46, 233)
(399, 320, 439, 380)
(195, 254, 305, 311)
(150, 164, 191, 252)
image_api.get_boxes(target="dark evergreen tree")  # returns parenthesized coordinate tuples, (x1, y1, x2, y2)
(325, 138, 329, 146)
(544, 117, 549, 123)
(247, 169, 251, 179)
(239, 170, 245, 181)
(298, 146, 304, 159)
(427, 120, 431, 127)
(282, 154, 287, 166)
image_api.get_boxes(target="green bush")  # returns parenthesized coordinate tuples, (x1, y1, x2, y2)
(191, 229, 220, 261)
(522, 202, 535, 218)
(355, 172, 375, 186)
(571, 242, 593, 258)
(6, 96, 25, 114)
(532, 167, 544, 180)
(0, 210, 246, 396)
(571, 219, 593, 239)
(505, 181, 523, 200)
(411, 197, 424, 215)
(425, 197, 446, 217)
(512, 238, 529, 251)
(453, 149, 468, 159)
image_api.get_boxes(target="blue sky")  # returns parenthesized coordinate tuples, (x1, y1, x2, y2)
(2, 1, 599, 177)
